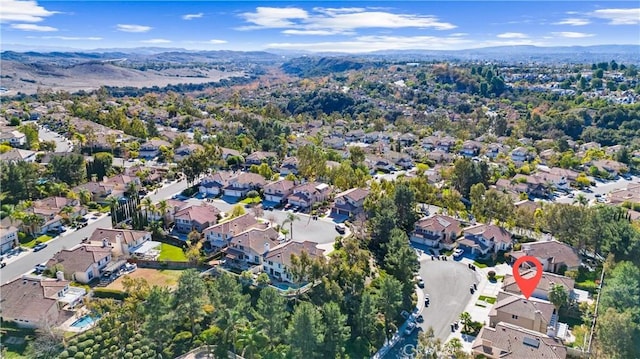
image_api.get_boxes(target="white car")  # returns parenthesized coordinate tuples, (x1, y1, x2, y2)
(453, 248, 464, 257)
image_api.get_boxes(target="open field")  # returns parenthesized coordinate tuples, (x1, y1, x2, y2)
(106, 268, 184, 290)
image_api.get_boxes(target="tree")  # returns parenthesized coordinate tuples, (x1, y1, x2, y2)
(173, 269, 209, 336)
(321, 302, 350, 358)
(451, 157, 489, 198)
(156, 199, 170, 227)
(236, 324, 269, 359)
(48, 153, 86, 186)
(459, 312, 472, 333)
(378, 275, 403, 340)
(78, 188, 91, 206)
(368, 196, 397, 260)
(596, 308, 638, 359)
(24, 327, 64, 359)
(348, 146, 365, 165)
(230, 204, 245, 218)
(573, 193, 588, 207)
(393, 183, 419, 233)
(354, 290, 379, 351)
(283, 212, 300, 240)
(549, 284, 569, 311)
(384, 228, 419, 294)
(416, 327, 442, 359)
(87, 152, 113, 179)
(253, 287, 289, 344)
(286, 302, 324, 359)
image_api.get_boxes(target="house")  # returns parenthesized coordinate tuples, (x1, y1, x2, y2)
(245, 151, 277, 167)
(436, 136, 456, 152)
(345, 129, 365, 142)
(263, 180, 295, 204)
(204, 213, 260, 251)
(460, 140, 482, 157)
(421, 136, 438, 151)
(502, 270, 576, 302)
(0, 130, 26, 147)
(608, 183, 640, 205)
(264, 241, 325, 284)
(279, 157, 299, 175)
(489, 292, 557, 334)
(199, 171, 234, 197)
(457, 224, 512, 256)
(87, 228, 151, 257)
(46, 244, 112, 284)
(0, 276, 85, 328)
(223, 172, 267, 198)
(509, 240, 581, 273)
(485, 143, 506, 159)
(591, 159, 628, 176)
(174, 143, 204, 161)
(323, 136, 346, 150)
(224, 227, 281, 269)
(471, 322, 567, 359)
(427, 149, 452, 163)
(546, 167, 580, 184)
(173, 203, 221, 234)
(0, 148, 37, 163)
(1, 225, 18, 253)
(331, 188, 369, 218)
(220, 147, 241, 160)
(139, 139, 171, 159)
(74, 180, 115, 202)
(511, 147, 532, 163)
(398, 133, 416, 147)
(512, 174, 551, 198)
(410, 215, 462, 249)
(287, 182, 331, 209)
(29, 197, 86, 234)
(369, 157, 397, 173)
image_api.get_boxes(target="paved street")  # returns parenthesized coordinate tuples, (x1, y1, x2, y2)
(0, 180, 190, 285)
(555, 175, 639, 205)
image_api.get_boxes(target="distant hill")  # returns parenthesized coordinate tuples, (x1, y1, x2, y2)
(281, 57, 383, 77)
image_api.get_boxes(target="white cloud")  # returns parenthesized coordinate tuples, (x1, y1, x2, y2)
(116, 24, 152, 33)
(552, 31, 595, 38)
(497, 32, 528, 39)
(208, 39, 227, 44)
(240, 7, 309, 29)
(239, 7, 456, 34)
(590, 8, 640, 25)
(553, 18, 590, 26)
(36, 35, 102, 40)
(282, 29, 351, 36)
(0, 0, 58, 23)
(11, 23, 57, 31)
(266, 35, 472, 53)
(140, 38, 171, 44)
(182, 13, 203, 20)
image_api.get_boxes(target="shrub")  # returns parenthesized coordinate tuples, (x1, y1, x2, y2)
(59, 351, 70, 359)
(488, 270, 496, 280)
(74, 352, 86, 359)
(67, 346, 78, 355)
(93, 288, 128, 300)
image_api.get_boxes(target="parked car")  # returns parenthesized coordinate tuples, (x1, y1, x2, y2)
(0, 262, 6, 269)
(34, 264, 47, 273)
(424, 294, 430, 306)
(415, 276, 425, 288)
(404, 322, 417, 336)
(335, 223, 346, 234)
(33, 243, 48, 252)
(416, 314, 424, 323)
(453, 248, 464, 257)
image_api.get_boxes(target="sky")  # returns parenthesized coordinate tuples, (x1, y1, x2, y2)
(1, 1, 639, 53)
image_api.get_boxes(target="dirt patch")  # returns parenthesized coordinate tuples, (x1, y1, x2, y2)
(105, 268, 183, 290)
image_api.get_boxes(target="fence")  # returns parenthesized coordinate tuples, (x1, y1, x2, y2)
(129, 258, 210, 270)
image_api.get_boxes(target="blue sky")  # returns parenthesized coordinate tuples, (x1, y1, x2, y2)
(1, 1, 639, 52)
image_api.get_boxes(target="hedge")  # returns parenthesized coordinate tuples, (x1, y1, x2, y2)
(93, 288, 128, 300)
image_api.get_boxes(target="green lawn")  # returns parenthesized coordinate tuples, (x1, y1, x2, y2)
(20, 234, 53, 248)
(478, 295, 497, 304)
(158, 243, 188, 262)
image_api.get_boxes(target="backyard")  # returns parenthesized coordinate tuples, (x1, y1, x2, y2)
(157, 243, 188, 262)
(106, 268, 184, 290)
(0, 321, 34, 359)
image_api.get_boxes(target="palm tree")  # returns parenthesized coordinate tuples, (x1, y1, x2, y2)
(50, 182, 68, 197)
(66, 190, 78, 201)
(282, 212, 300, 240)
(156, 199, 170, 228)
(138, 197, 155, 220)
(60, 206, 75, 225)
(573, 193, 588, 207)
(126, 181, 139, 197)
(22, 214, 44, 237)
(459, 312, 472, 334)
(236, 325, 268, 359)
(107, 196, 119, 224)
(2, 205, 23, 246)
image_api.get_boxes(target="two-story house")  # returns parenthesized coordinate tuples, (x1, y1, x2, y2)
(87, 228, 151, 257)
(0, 276, 86, 328)
(199, 171, 235, 197)
(511, 147, 532, 164)
(223, 172, 267, 198)
(245, 151, 277, 167)
(509, 240, 580, 274)
(345, 129, 365, 143)
(204, 213, 260, 251)
(279, 157, 299, 175)
(489, 292, 557, 334)
(287, 182, 331, 210)
(0, 225, 19, 253)
(263, 179, 295, 204)
(472, 322, 567, 359)
(410, 215, 462, 250)
(398, 133, 417, 147)
(173, 203, 221, 234)
(0, 130, 26, 147)
(436, 136, 456, 152)
(502, 270, 576, 302)
(264, 241, 325, 284)
(139, 139, 171, 159)
(174, 143, 204, 162)
(30, 197, 87, 234)
(460, 140, 482, 157)
(0, 148, 37, 163)
(332, 188, 370, 218)
(46, 244, 113, 284)
(457, 224, 512, 256)
(224, 227, 281, 269)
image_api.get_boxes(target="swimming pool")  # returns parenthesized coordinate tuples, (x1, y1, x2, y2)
(70, 315, 99, 328)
